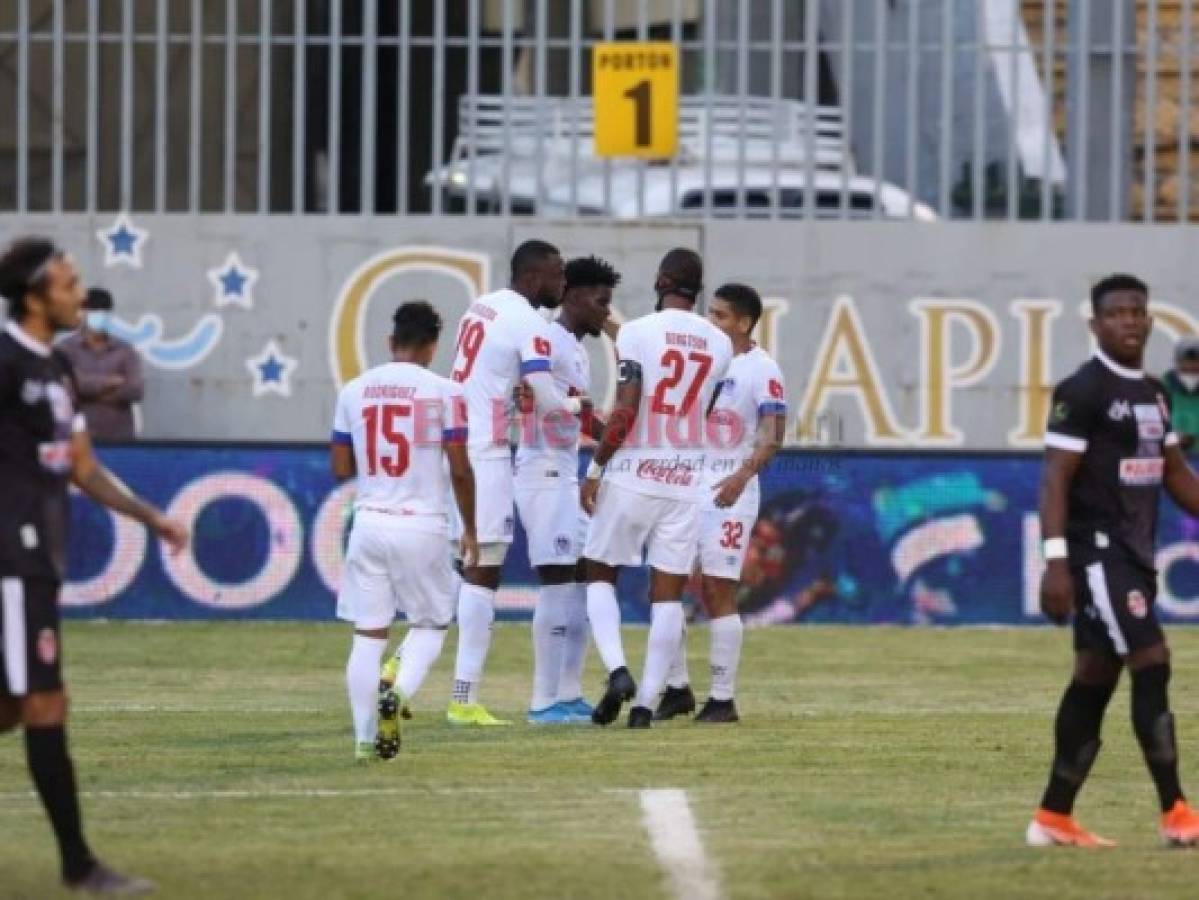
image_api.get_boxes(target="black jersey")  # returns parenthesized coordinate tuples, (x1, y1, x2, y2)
(1045, 352, 1178, 571)
(0, 323, 81, 580)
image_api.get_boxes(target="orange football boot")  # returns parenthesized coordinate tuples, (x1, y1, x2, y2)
(1026, 809, 1116, 848)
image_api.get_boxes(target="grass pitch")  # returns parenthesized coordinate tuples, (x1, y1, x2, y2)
(4, 622, 1199, 899)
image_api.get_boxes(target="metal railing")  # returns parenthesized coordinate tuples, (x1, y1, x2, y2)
(0, 0, 1193, 221)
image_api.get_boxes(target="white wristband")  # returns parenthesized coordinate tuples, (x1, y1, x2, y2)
(585, 460, 603, 480)
(1042, 537, 1068, 561)
(566, 397, 583, 415)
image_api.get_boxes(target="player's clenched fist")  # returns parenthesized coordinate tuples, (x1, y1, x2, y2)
(1039, 560, 1073, 624)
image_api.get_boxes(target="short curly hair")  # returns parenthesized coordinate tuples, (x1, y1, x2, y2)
(564, 255, 621, 291)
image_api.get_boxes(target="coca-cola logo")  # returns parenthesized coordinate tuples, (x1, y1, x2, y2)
(635, 459, 694, 486)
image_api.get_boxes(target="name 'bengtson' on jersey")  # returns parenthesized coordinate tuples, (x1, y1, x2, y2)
(704, 345, 787, 514)
(514, 320, 589, 485)
(0, 323, 84, 580)
(332, 362, 466, 532)
(606, 308, 733, 501)
(449, 288, 555, 460)
(1045, 350, 1179, 570)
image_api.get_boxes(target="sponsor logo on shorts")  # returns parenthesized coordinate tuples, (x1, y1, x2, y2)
(1127, 589, 1148, 619)
(554, 534, 571, 555)
(37, 628, 58, 665)
(502, 515, 515, 536)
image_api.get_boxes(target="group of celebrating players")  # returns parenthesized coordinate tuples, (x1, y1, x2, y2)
(330, 240, 787, 757)
(8, 237, 1199, 895)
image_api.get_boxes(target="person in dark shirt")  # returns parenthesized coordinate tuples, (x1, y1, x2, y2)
(58, 288, 143, 442)
(1027, 274, 1199, 849)
(0, 237, 188, 895)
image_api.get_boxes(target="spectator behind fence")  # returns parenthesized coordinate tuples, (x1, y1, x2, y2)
(1164, 337, 1199, 452)
(58, 288, 143, 442)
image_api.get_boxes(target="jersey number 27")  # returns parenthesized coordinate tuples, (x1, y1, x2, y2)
(650, 349, 713, 416)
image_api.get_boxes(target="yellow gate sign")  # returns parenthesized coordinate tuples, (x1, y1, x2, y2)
(592, 42, 678, 159)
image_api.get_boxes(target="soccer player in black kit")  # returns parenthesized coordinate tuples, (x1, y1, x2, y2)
(0, 238, 188, 894)
(1028, 274, 1199, 848)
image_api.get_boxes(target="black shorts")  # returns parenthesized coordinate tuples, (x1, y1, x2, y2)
(0, 577, 63, 697)
(1072, 557, 1164, 658)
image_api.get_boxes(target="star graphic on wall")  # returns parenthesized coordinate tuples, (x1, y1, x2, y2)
(246, 339, 298, 398)
(95, 213, 148, 269)
(207, 252, 260, 310)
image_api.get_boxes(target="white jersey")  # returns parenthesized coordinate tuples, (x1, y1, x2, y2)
(703, 345, 787, 514)
(605, 308, 733, 501)
(331, 362, 466, 532)
(514, 320, 589, 486)
(449, 287, 554, 460)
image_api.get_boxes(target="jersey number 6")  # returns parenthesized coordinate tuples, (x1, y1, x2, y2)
(363, 404, 411, 477)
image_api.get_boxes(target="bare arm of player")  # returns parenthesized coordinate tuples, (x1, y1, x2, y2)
(446, 442, 479, 569)
(330, 443, 355, 482)
(1163, 443, 1199, 516)
(581, 362, 641, 515)
(1038, 447, 1083, 624)
(713, 411, 786, 509)
(70, 429, 188, 555)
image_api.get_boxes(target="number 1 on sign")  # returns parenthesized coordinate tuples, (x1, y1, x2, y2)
(624, 79, 652, 148)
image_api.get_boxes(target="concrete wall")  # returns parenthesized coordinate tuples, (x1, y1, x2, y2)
(1, 215, 1194, 448)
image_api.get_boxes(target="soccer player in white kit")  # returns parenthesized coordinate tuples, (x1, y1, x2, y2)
(656, 283, 787, 724)
(581, 248, 733, 728)
(330, 301, 479, 760)
(446, 240, 582, 726)
(514, 256, 619, 724)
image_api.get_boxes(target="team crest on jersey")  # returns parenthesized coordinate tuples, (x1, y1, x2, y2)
(37, 628, 58, 665)
(554, 534, 571, 555)
(1052, 401, 1070, 423)
(1127, 589, 1148, 619)
(20, 380, 46, 405)
(502, 515, 515, 536)
(1108, 400, 1132, 421)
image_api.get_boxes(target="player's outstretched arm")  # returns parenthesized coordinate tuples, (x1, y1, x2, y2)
(69, 429, 188, 554)
(1164, 444, 1199, 516)
(445, 442, 478, 569)
(714, 411, 786, 509)
(1038, 447, 1082, 624)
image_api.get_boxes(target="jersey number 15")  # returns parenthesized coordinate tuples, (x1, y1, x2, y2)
(363, 404, 410, 477)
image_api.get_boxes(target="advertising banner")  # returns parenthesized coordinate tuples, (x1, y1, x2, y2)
(63, 446, 1199, 625)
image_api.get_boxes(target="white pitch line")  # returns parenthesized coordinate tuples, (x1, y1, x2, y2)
(639, 789, 720, 900)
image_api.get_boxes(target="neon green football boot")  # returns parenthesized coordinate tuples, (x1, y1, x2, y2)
(445, 701, 511, 726)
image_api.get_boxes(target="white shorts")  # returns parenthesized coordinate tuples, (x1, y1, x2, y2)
(336, 514, 456, 629)
(515, 478, 587, 568)
(471, 455, 516, 544)
(697, 507, 757, 580)
(583, 480, 698, 575)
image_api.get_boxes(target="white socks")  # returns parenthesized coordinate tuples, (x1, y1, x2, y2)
(635, 602, 684, 709)
(531, 584, 572, 711)
(709, 614, 743, 701)
(665, 624, 690, 689)
(557, 583, 589, 702)
(395, 627, 447, 701)
(346, 634, 387, 743)
(453, 583, 495, 704)
(586, 581, 627, 673)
